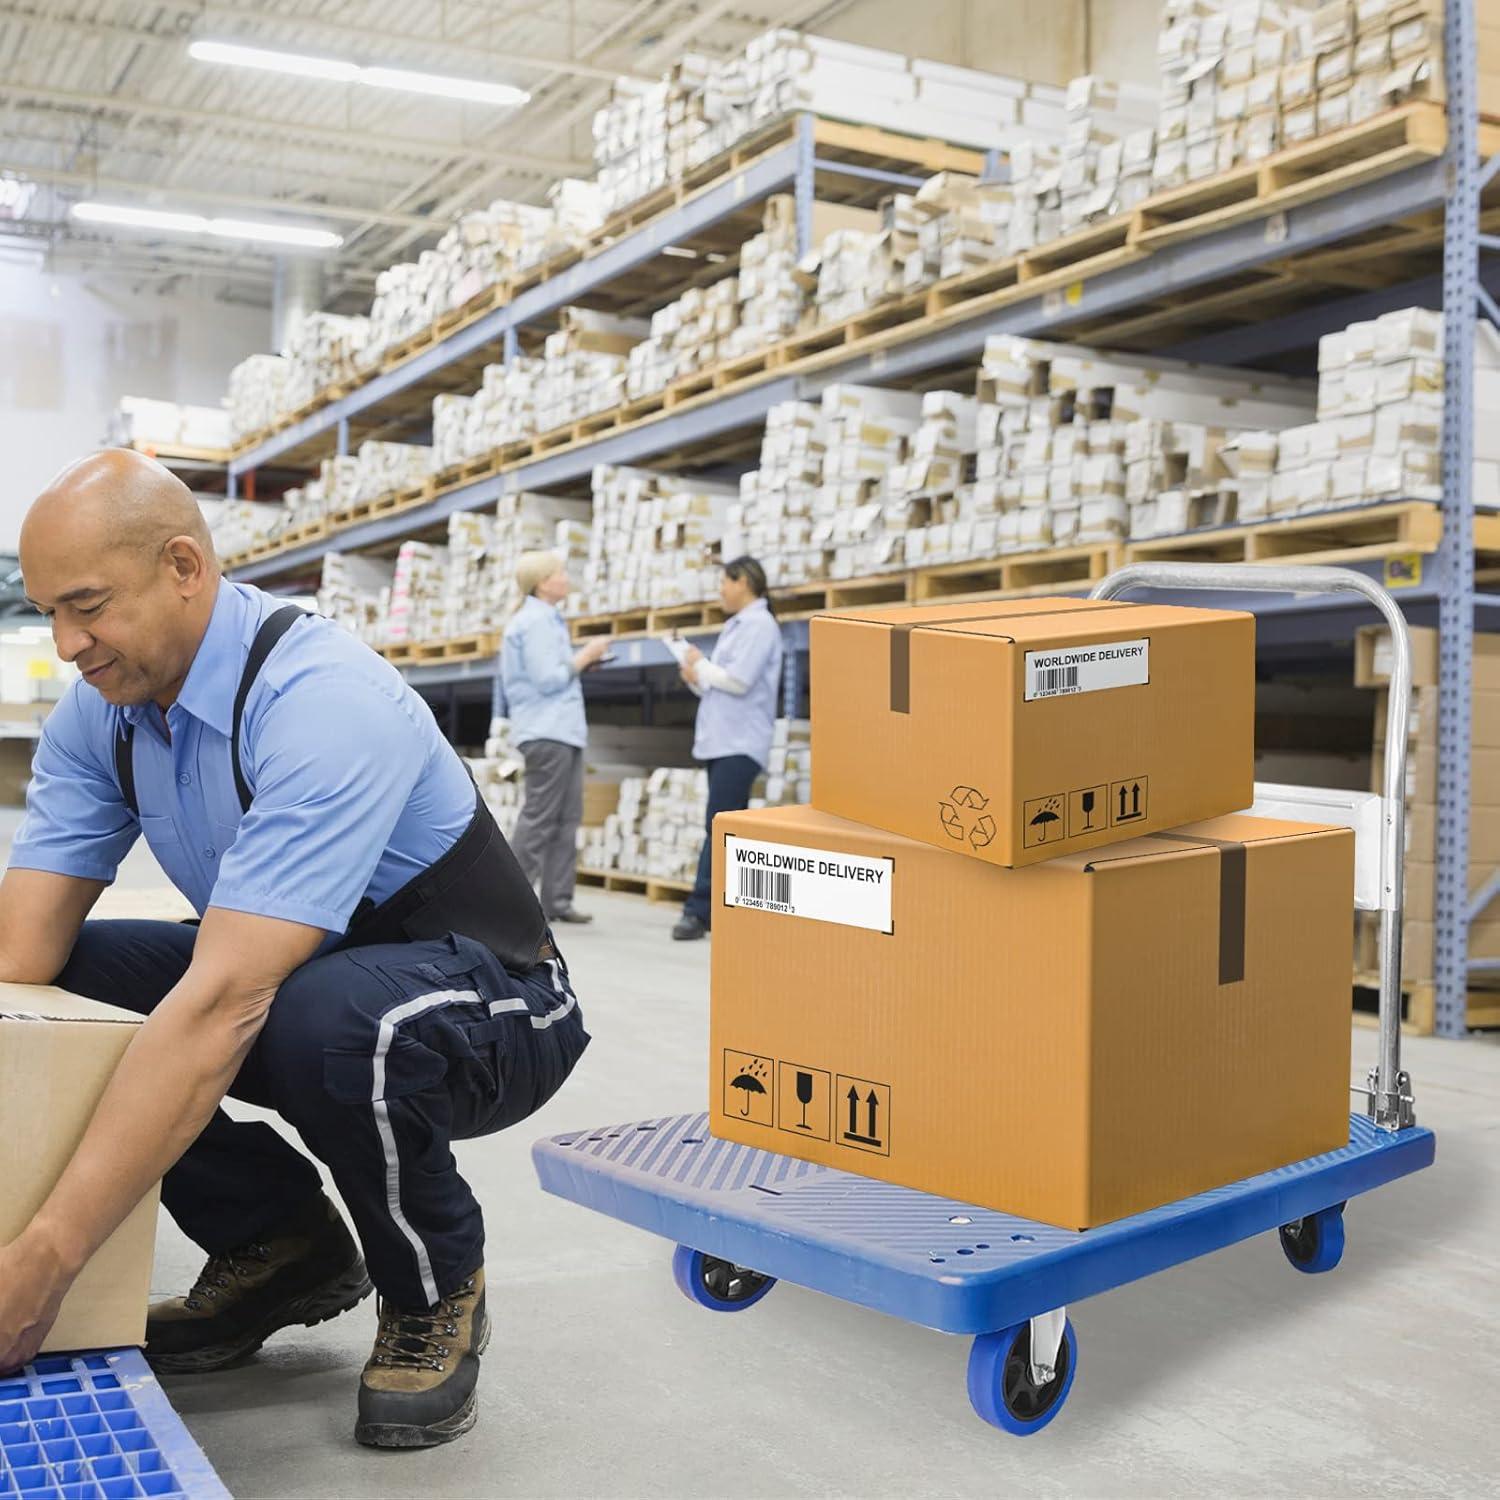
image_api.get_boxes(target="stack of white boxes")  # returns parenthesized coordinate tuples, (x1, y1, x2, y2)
(226, 355, 291, 442)
(810, 215, 912, 327)
(755, 718, 813, 808)
(534, 311, 645, 434)
(468, 719, 529, 841)
(431, 360, 542, 473)
(577, 769, 709, 884)
(1264, 308, 1500, 513)
(577, 465, 734, 616)
(905, 172, 1015, 287)
(732, 195, 808, 355)
(977, 335, 1315, 543)
(110, 397, 231, 453)
(1055, 76, 1161, 234)
(353, 441, 432, 505)
(626, 277, 744, 399)
(384, 541, 450, 646)
(281, 313, 371, 411)
(364, 196, 588, 364)
(209, 500, 285, 558)
(1155, 0, 1444, 189)
(317, 554, 397, 646)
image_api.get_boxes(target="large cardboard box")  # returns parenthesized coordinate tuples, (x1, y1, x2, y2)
(711, 805, 1354, 1229)
(810, 598, 1254, 868)
(0, 988, 159, 1352)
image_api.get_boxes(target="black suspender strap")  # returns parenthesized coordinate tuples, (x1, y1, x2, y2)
(114, 721, 138, 818)
(231, 604, 307, 813)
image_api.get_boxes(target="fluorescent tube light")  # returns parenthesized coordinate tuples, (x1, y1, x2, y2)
(189, 39, 529, 107)
(72, 202, 343, 250)
(360, 66, 528, 107)
(187, 40, 358, 83)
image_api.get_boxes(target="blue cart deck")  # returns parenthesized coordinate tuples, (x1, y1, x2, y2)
(0, 1350, 227, 1500)
(534, 1111, 1436, 1335)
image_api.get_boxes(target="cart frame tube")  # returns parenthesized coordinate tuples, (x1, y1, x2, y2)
(1090, 563, 1414, 1129)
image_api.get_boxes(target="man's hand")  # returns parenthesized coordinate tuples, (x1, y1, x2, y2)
(12, 907, 326, 1354)
(679, 645, 703, 688)
(0, 1235, 73, 1373)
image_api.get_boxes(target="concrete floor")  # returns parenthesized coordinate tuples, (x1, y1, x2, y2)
(16, 815, 1499, 1498)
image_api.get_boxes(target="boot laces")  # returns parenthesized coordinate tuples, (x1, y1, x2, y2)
(184, 1242, 271, 1311)
(371, 1278, 474, 1372)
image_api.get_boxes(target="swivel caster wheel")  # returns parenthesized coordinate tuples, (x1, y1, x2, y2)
(671, 1245, 776, 1311)
(1279, 1202, 1346, 1274)
(967, 1315, 1077, 1436)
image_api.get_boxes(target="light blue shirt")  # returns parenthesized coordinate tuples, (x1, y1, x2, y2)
(692, 597, 782, 768)
(501, 595, 587, 750)
(9, 579, 474, 934)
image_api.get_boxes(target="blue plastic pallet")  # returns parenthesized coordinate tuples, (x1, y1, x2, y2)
(0, 1350, 227, 1500)
(534, 1111, 1434, 1432)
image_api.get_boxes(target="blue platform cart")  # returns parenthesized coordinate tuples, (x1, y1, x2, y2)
(532, 563, 1436, 1436)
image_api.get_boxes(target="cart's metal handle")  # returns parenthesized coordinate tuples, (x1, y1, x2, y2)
(1090, 562, 1414, 1130)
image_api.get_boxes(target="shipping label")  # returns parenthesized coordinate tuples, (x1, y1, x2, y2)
(723, 835, 892, 934)
(1024, 637, 1150, 701)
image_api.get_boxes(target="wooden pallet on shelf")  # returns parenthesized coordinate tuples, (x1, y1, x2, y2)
(913, 542, 1127, 602)
(775, 572, 913, 619)
(1124, 500, 1449, 568)
(1018, 212, 1141, 282)
(571, 608, 651, 639)
(1351, 971, 1500, 1036)
(649, 601, 725, 633)
(1132, 102, 1447, 253)
(575, 867, 693, 903)
(381, 630, 500, 667)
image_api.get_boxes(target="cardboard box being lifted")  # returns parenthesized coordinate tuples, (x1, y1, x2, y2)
(711, 805, 1354, 1229)
(810, 597, 1255, 867)
(0, 987, 158, 1352)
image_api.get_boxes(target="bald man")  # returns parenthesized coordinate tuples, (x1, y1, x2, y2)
(0, 451, 589, 1449)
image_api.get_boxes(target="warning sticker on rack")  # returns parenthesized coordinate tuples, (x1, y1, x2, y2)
(1024, 637, 1150, 701)
(723, 835, 892, 934)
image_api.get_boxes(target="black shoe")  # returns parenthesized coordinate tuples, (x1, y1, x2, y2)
(672, 913, 707, 941)
(146, 1193, 372, 1374)
(356, 1269, 490, 1449)
(551, 907, 593, 924)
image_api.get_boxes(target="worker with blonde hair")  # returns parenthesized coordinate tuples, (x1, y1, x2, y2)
(501, 550, 609, 924)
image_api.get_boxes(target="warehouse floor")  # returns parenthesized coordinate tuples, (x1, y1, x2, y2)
(9, 813, 1498, 1499)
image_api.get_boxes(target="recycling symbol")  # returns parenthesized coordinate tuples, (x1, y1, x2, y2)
(938, 785, 996, 850)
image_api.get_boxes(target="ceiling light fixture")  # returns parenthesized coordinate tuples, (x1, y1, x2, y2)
(188, 39, 530, 107)
(71, 201, 343, 250)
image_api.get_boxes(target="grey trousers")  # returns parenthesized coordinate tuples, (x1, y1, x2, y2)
(512, 738, 584, 917)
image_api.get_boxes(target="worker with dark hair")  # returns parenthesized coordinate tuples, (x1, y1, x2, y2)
(673, 555, 783, 942)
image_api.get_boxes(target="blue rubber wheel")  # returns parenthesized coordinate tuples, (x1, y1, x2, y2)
(1279, 1202, 1346, 1274)
(967, 1319, 1078, 1436)
(671, 1245, 776, 1311)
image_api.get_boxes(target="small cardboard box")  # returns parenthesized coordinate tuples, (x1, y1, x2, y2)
(711, 805, 1354, 1229)
(810, 597, 1255, 868)
(0, 987, 159, 1352)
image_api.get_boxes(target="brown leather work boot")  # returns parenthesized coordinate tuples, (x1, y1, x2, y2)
(146, 1193, 373, 1374)
(355, 1268, 490, 1449)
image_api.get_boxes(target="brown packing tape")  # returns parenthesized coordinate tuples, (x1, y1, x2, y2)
(853, 602, 1134, 715)
(1085, 833, 1248, 986)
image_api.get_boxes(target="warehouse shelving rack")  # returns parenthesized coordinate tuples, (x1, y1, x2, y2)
(228, 0, 1496, 1036)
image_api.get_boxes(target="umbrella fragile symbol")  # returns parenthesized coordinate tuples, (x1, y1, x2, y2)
(724, 1051, 773, 1124)
(1029, 798, 1063, 842)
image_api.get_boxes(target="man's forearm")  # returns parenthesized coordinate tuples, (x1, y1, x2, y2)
(24, 974, 272, 1274)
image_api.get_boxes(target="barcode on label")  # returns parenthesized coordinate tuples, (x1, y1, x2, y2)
(739, 867, 792, 906)
(1034, 665, 1079, 696)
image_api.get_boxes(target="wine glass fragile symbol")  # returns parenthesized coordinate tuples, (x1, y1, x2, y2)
(795, 1071, 814, 1129)
(1081, 789, 1096, 829)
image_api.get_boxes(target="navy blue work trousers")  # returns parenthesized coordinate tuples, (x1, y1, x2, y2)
(684, 754, 763, 926)
(56, 922, 589, 1310)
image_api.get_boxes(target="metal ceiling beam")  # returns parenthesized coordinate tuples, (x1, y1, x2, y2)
(2, 161, 433, 228)
(0, 81, 590, 175)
